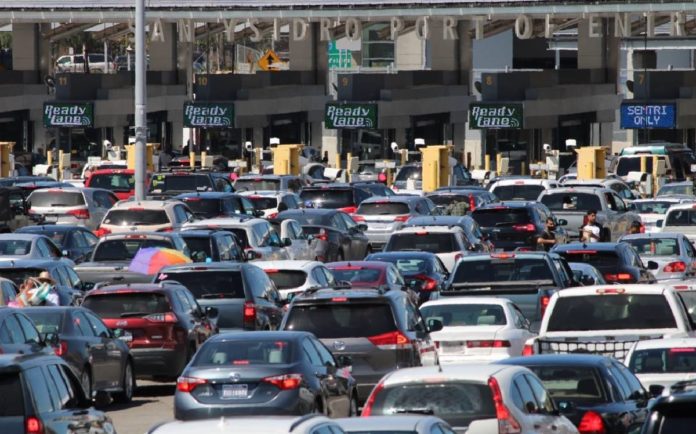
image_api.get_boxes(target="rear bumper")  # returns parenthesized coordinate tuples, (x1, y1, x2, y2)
(130, 347, 186, 378)
(353, 372, 391, 403)
(438, 353, 512, 365)
(174, 389, 307, 420)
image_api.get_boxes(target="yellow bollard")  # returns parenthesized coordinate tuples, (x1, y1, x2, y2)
(0, 143, 10, 178)
(189, 152, 196, 169)
(334, 153, 342, 169)
(496, 153, 502, 176)
(201, 151, 207, 168)
(126, 145, 135, 170)
(484, 155, 491, 172)
(146, 144, 154, 172)
(640, 156, 647, 173)
(521, 162, 526, 176)
(58, 150, 65, 180)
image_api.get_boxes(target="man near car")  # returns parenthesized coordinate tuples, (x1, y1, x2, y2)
(537, 218, 557, 251)
(582, 209, 603, 242)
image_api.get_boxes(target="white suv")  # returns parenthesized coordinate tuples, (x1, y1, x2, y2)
(384, 226, 469, 272)
(96, 200, 194, 235)
(255, 260, 335, 300)
(488, 178, 560, 201)
(56, 53, 115, 73)
(658, 203, 696, 242)
(238, 190, 302, 218)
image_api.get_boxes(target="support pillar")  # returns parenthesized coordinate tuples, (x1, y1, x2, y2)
(12, 24, 39, 71)
(577, 18, 620, 87)
(289, 21, 316, 71)
(150, 23, 177, 71)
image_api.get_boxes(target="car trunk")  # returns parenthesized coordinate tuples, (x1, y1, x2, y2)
(74, 261, 152, 285)
(431, 326, 507, 356)
(28, 190, 87, 224)
(357, 202, 410, 230)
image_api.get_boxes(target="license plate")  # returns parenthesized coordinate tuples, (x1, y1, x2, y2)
(440, 341, 464, 353)
(43, 215, 58, 223)
(118, 332, 133, 342)
(221, 384, 248, 399)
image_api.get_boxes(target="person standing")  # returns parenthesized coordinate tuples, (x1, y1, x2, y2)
(537, 218, 558, 251)
(581, 209, 604, 242)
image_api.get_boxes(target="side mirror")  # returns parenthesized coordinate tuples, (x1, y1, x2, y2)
(253, 210, 264, 218)
(557, 219, 568, 226)
(649, 384, 665, 398)
(205, 306, 219, 318)
(427, 318, 443, 332)
(647, 260, 659, 270)
(245, 250, 257, 261)
(282, 237, 293, 247)
(581, 275, 596, 286)
(656, 219, 664, 228)
(81, 282, 95, 291)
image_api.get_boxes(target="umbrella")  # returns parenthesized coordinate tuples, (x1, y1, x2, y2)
(128, 247, 192, 275)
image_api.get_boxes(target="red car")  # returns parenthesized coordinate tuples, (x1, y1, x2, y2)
(326, 261, 413, 297)
(85, 169, 142, 200)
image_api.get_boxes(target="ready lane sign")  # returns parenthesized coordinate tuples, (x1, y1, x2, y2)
(325, 103, 378, 129)
(620, 103, 676, 129)
(183, 102, 235, 128)
(43, 102, 94, 127)
(469, 103, 523, 129)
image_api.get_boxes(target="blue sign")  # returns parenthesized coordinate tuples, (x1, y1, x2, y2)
(620, 103, 676, 129)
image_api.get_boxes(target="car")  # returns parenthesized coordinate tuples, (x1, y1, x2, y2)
(353, 196, 437, 251)
(147, 171, 234, 199)
(498, 354, 649, 434)
(173, 192, 259, 219)
(299, 184, 373, 214)
(563, 178, 638, 203)
(22, 306, 135, 403)
(404, 215, 494, 253)
(184, 216, 291, 261)
(84, 168, 140, 200)
(27, 187, 119, 230)
(632, 198, 696, 233)
(384, 226, 470, 272)
(154, 262, 284, 332)
(336, 416, 455, 434)
(16, 225, 99, 263)
(639, 386, 696, 434)
(420, 297, 535, 364)
(147, 415, 346, 434)
(0, 308, 52, 355)
(282, 287, 441, 403)
(657, 181, 696, 197)
(0, 259, 86, 305)
(619, 233, 696, 281)
(427, 187, 498, 212)
(656, 202, 696, 243)
(668, 281, 696, 325)
(365, 251, 450, 304)
(81, 282, 217, 380)
(472, 201, 569, 251)
(234, 174, 307, 193)
(272, 209, 371, 261)
(326, 261, 417, 302)
(96, 199, 196, 235)
(55, 53, 115, 73)
(392, 163, 474, 195)
(0, 233, 74, 265)
(526, 284, 694, 360)
(269, 218, 319, 261)
(488, 178, 560, 201)
(239, 190, 303, 218)
(0, 353, 116, 434)
(624, 338, 696, 395)
(178, 229, 245, 263)
(552, 242, 657, 284)
(361, 364, 578, 434)
(351, 181, 396, 198)
(174, 331, 357, 420)
(613, 144, 696, 182)
(0, 277, 18, 306)
(255, 260, 335, 301)
(568, 262, 607, 286)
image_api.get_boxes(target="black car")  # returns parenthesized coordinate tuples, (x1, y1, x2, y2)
(472, 201, 568, 251)
(0, 259, 86, 305)
(174, 192, 259, 219)
(498, 354, 649, 434)
(147, 171, 233, 199)
(351, 181, 395, 197)
(640, 386, 696, 434)
(22, 307, 135, 403)
(0, 308, 51, 355)
(365, 251, 449, 304)
(154, 262, 284, 332)
(552, 242, 657, 284)
(16, 225, 99, 263)
(0, 353, 115, 434)
(178, 229, 245, 263)
(174, 331, 357, 420)
(299, 184, 373, 214)
(273, 209, 370, 261)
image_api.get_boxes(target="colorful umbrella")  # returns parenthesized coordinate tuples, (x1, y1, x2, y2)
(128, 247, 192, 275)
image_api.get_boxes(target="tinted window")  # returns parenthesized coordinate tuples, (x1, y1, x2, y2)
(72, 311, 96, 337)
(180, 198, 226, 217)
(154, 271, 245, 299)
(472, 208, 532, 228)
(630, 347, 696, 374)
(15, 315, 40, 344)
(92, 238, 174, 261)
(451, 258, 553, 283)
(330, 267, 382, 285)
(193, 339, 292, 365)
(666, 209, 696, 226)
(357, 202, 410, 215)
(634, 201, 676, 215)
(540, 193, 602, 211)
(18, 228, 66, 247)
(623, 238, 680, 256)
(0, 373, 24, 416)
(265, 270, 307, 290)
(420, 304, 506, 327)
(82, 292, 171, 318)
(278, 212, 330, 227)
(29, 191, 85, 207)
(302, 338, 323, 366)
(388, 233, 457, 254)
(555, 251, 621, 273)
(491, 185, 544, 201)
(234, 179, 280, 192)
(246, 196, 278, 210)
(300, 190, 354, 209)
(285, 303, 397, 339)
(0, 240, 30, 256)
(84, 312, 111, 337)
(149, 174, 212, 192)
(395, 166, 421, 182)
(25, 367, 55, 413)
(103, 210, 170, 226)
(529, 366, 607, 403)
(525, 375, 555, 413)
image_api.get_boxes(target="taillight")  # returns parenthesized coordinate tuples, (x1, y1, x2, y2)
(377, 173, 387, 183)
(243, 302, 256, 328)
(578, 411, 606, 434)
(176, 376, 208, 393)
(367, 331, 411, 350)
(603, 273, 633, 282)
(25, 416, 43, 434)
(262, 373, 302, 390)
(361, 381, 385, 417)
(158, 226, 174, 232)
(488, 376, 521, 434)
(67, 208, 90, 219)
(338, 206, 357, 214)
(267, 212, 278, 219)
(316, 229, 329, 242)
(394, 215, 410, 223)
(522, 344, 534, 356)
(664, 261, 687, 273)
(512, 223, 535, 232)
(145, 312, 177, 323)
(93, 226, 111, 237)
(54, 341, 68, 357)
(467, 340, 511, 348)
(540, 295, 551, 317)
(414, 274, 438, 292)
(469, 194, 476, 212)
(352, 215, 366, 222)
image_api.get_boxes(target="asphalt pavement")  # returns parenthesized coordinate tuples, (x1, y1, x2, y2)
(107, 381, 175, 434)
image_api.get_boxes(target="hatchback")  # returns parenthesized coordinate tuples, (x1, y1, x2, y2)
(552, 242, 656, 284)
(27, 187, 118, 231)
(84, 168, 139, 200)
(16, 225, 98, 263)
(299, 184, 373, 214)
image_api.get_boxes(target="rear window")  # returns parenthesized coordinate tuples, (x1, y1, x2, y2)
(452, 258, 553, 283)
(369, 382, 495, 428)
(373, 257, 433, 276)
(546, 294, 677, 332)
(103, 210, 170, 226)
(629, 348, 696, 374)
(265, 270, 307, 290)
(472, 208, 532, 228)
(677, 292, 696, 324)
(653, 410, 696, 434)
(0, 373, 24, 416)
(395, 166, 421, 182)
(92, 239, 173, 261)
(491, 184, 544, 201)
(634, 201, 676, 215)
(357, 202, 410, 215)
(234, 179, 280, 192)
(87, 174, 134, 192)
(0, 240, 31, 256)
(279, 213, 329, 227)
(181, 236, 213, 262)
(555, 251, 621, 273)
(300, 189, 354, 209)
(666, 209, 696, 226)
(616, 157, 655, 177)
(154, 271, 245, 299)
(149, 174, 212, 193)
(428, 194, 469, 207)
(540, 193, 602, 212)
(420, 304, 506, 327)
(29, 191, 84, 207)
(284, 302, 397, 338)
(388, 233, 457, 253)
(329, 267, 382, 285)
(193, 340, 292, 366)
(622, 238, 680, 257)
(660, 184, 693, 196)
(83, 292, 171, 318)
(179, 198, 222, 217)
(529, 366, 607, 403)
(246, 196, 278, 210)
(22, 311, 63, 335)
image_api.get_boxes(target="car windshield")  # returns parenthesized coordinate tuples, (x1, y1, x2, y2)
(92, 239, 173, 261)
(0, 373, 24, 417)
(546, 294, 677, 331)
(555, 250, 621, 273)
(630, 348, 696, 374)
(0, 240, 31, 256)
(265, 270, 307, 290)
(181, 237, 213, 262)
(245, 196, 278, 210)
(300, 190, 354, 209)
(29, 191, 84, 207)
(472, 208, 532, 228)
(388, 233, 457, 254)
(540, 193, 602, 212)
(622, 238, 680, 256)
(358, 202, 410, 215)
(369, 382, 495, 428)
(529, 366, 607, 403)
(83, 292, 171, 318)
(103, 210, 169, 226)
(154, 271, 245, 299)
(491, 184, 545, 201)
(234, 179, 280, 192)
(88, 173, 134, 192)
(634, 201, 678, 215)
(452, 258, 553, 283)
(616, 157, 655, 177)
(659, 184, 692, 196)
(420, 304, 506, 327)
(193, 340, 293, 366)
(22, 311, 63, 335)
(329, 267, 382, 285)
(395, 166, 421, 182)
(149, 174, 212, 193)
(666, 209, 696, 226)
(285, 303, 397, 339)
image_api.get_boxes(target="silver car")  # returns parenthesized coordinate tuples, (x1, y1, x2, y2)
(619, 232, 696, 281)
(27, 187, 119, 230)
(336, 416, 454, 434)
(0, 233, 74, 265)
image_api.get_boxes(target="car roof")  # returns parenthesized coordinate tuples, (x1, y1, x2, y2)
(476, 201, 537, 209)
(665, 203, 696, 212)
(0, 233, 44, 241)
(336, 416, 446, 431)
(17, 225, 83, 233)
(326, 261, 390, 270)
(86, 283, 182, 295)
(238, 191, 286, 198)
(209, 331, 313, 343)
(0, 353, 66, 370)
(379, 364, 518, 386)
(631, 338, 696, 351)
(174, 192, 239, 199)
(633, 198, 686, 204)
(540, 186, 610, 194)
(100, 232, 179, 241)
(0, 258, 66, 269)
(253, 260, 322, 270)
(555, 284, 669, 297)
(553, 242, 621, 252)
(293, 288, 398, 302)
(394, 226, 463, 234)
(459, 252, 551, 261)
(359, 195, 422, 204)
(406, 216, 472, 225)
(90, 169, 134, 175)
(112, 200, 175, 209)
(421, 297, 510, 307)
(491, 178, 552, 186)
(186, 217, 266, 227)
(620, 232, 683, 240)
(159, 262, 244, 273)
(279, 209, 336, 216)
(367, 251, 438, 260)
(499, 354, 614, 367)
(149, 416, 333, 434)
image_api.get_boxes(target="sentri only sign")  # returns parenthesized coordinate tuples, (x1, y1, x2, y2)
(183, 102, 235, 128)
(325, 103, 378, 129)
(43, 102, 94, 127)
(469, 103, 523, 129)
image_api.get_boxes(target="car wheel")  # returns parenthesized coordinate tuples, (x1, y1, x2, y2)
(80, 368, 93, 401)
(114, 361, 135, 403)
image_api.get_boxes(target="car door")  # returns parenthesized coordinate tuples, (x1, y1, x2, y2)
(611, 361, 649, 433)
(310, 337, 352, 417)
(290, 221, 313, 260)
(70, 310, 108, 390)
(682, 237, 696, 277)
(339, 213, 369, 258)
(301, 338, 333, 414)
(0, 313, 40, 354)
(83, 310, 124, 388)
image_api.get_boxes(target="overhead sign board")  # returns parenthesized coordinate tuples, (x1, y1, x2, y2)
(325, 103, 378, 129)
(328, 41, 352, 69)
(43, 102, 94, 127)
(620, 103, 676, 129)
(183, 102, 235, 128)
(469, 103, 523, 129)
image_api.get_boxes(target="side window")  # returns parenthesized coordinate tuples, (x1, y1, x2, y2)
(291, 222, 305, 239)
(72, 312, 96, 337)
(248, 267, 270, 299)
(64, 267, 82, 288)
(173, 206, 188, 224)
(513, 376, 538, 413)
(404, 300, 425, 332)
(612, 193, 627, 212)
(604, 193, 617, 211)
(36, 239, 54, 257)
(614, 362, 644, 399)
(46, 364, 73, 409)
(240, 198, 256, 215)
(321, 267, 336, 286)
(685, 239, 696, 258)
(525, 374, 555, 413)
(302, 338, 323, 366)
(415, 201, 430, 215)
(312, 268, 329, 286)
(511, 305, 528, 329)
(84, 312, 111, 338)
(175, 290, 193, 312)
(331, 215, 347, 231)
(183, 290, 202, 315)
(310, 338, 336, 367)
(54, 266, 70, 287)
(340, 213, 357, 229)
(24, 367, 55, 414)
(3, 315, 25, 343)
(83, 231, 99, 247)
(71, 231, 89, 249)
(15, 314, 40, 344)
(607, 365, 631, 401)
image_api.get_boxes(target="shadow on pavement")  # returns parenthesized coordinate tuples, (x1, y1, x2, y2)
(104, 383, 176, 412)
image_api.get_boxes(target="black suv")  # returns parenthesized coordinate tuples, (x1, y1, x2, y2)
(0, 354, 114, 434)
(552, 242, 657, 284)
(147, 171, 233, 199)
(281, 287, 442, 404)
(299, 184, 373, 214)
(178, 230, 245, 263)
(173, 192, 259, 219)
(641, 384, 696, 434)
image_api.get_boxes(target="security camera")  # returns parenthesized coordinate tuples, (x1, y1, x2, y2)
(543, 143, 551, 153)
(103, 140, 113, 150)
(390, 142, 399, 153)
(244, 141, 253, 152)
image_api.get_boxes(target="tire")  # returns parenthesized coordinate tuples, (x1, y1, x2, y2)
(80, 368, 93, 401)
(114, 361, 135, 404)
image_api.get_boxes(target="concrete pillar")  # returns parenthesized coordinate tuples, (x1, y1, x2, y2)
(396, 30, 424, 70)
(429, 19, 457, 71)
(310, 121, 323, 150)
(453, 123, 467, 159)
(171, 116, 184, 151)
(150, 23, 177, 71)
(289, 22, 316, 71)
(12, 24, 39, 71)
(395, 129, 407, 147)
(253, 127, 264, 148)
(577, 18, 619, 84)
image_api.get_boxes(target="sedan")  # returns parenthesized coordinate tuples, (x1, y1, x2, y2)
(174, 331, 356, 420)
(366, 251, 449, 304)
(0, 233, 74, 265)
(22, 306, 135, 403)
(16, 224, 99, 263)
(619, 233, 696, 281)
(624, 338, 696, 396)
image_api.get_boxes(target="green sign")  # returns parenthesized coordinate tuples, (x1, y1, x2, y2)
(469, 103, 523, 129)
(183, 102, 234, 128)
(325, 103, 378, 129)
(328, 41, 352, 70)
(43, 102, 94, 127)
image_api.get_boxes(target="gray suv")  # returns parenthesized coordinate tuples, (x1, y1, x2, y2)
(281, 288, 442, 404)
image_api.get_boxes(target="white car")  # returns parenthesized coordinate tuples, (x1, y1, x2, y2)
(624, 338, 696, 395)
(488, 178, 560, 201)
(255, 260, 335, 300)
(362, 364, 578, 434)
(420, 297, 536, 364)
(657, 203, 696, 242)
(270, 218, 316, 260)
(238, 190, 302, 218)
(97, 199, 194, 235)
(633, 198, 695, 233)
(147, 416, 345, 434)
(384, 226, 469, 272)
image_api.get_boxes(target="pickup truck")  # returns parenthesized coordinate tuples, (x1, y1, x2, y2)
(538, 186, 641, 241)
(441, 251, 576, 329)
(525, 284, 694, 360)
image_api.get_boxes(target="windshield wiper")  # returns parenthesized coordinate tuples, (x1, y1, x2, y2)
(392, 408, 434, 415)
(120, 312, 150, 318)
